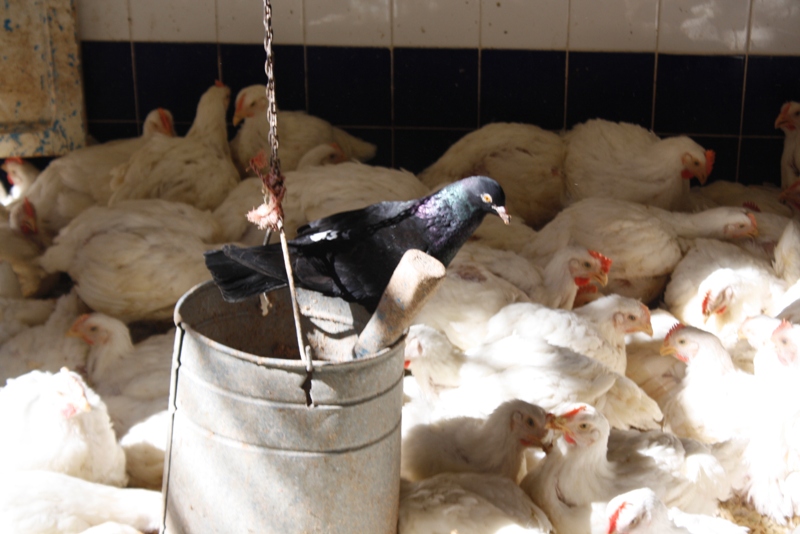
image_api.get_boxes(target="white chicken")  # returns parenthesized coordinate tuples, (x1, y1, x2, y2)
(0, 470, 161, 534)
(66, 313, 173, 436)
(520, 403, 737, 534)
(664, 238, 789, 350)
(403, 324, 663, 430)
(523, 198, 759, 303)
(1, 157, 40, 205)
(117, 410, 170, 491)
(230, 84, 376, 175)
(399, 472, 553, 534)
(0, 291, 89, 383)
(401, 399, 551, 482)
(454, 242, 612, 310)
(775, 101, 800, 190)
(108, 83, 239, 210)
(600, 487, 748, 534)
(481, 295, 652, 374)
(740, 320, 800, 523)
(39, 200, 220, 322)
(8, 108, 174, 241)
(689, 179, 792, 217)
(417, 122, 567, 228)
(659, 324, 757, 443)
(0, 368, 127, 487)
(0, 295, 55, 345)
(563, 118, 714, 210)
(412, 244, 613, 350)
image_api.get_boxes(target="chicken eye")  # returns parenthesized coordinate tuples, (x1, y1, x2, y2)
(526, 417, 535, 426)
(578, 423, 589, 430)
(583, 261, 591, 268)
(89, 326, 98, 332)
(627, 314, 636, 321)
(481, 193, 493, 204)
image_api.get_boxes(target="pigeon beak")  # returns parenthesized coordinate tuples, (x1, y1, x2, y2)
(493, 205, 511, 225)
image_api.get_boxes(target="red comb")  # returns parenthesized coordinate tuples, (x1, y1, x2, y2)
(235, 93, 244, 113)
(705, 149, 715, 177)
(589, 250, 612, 273)
(5, 156, 23, 165)
(664, 322, 686, 343)
(22, 197, 35, 218)
(701, 290, 712, 316)
(157, 108, 173, 136)
(561, 405, 587, 419)
(772, 319, 793, 339)
(746, 212, 758, 233)
(214, 79, 225, 88)
(607, 501, 628, 534)
(742, 201, 761, 212)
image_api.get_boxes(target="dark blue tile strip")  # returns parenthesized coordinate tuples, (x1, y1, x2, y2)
(567, 51, 654, 128)
(394, 48, 478, 128)
(480, 49, 565, 130)
(76, 41, 793, 186)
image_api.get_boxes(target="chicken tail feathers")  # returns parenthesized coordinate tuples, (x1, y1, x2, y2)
(204, 248, 287, 302)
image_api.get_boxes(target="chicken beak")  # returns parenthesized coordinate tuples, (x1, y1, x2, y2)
(776, 112, 792, 130)
(640, 322, 654, 337)
(545, 414, 566, 432)
(695, 170, 708, 186)
(493, 205, 511, 225)
(592, 271, 609, 287)
(659, 344, 677, 357)
(232, 113, 244, 127)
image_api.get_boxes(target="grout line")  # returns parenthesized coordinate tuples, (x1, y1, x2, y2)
(301, 0, 310, 113)
(651, 0, 661, 131)
(476, 0, 482, 128)
(735, 0, 756, 183)
(126, 0, 141, 135)
(214, 0, 222, 81)
(389, 0, 396, 168)
(563, 0, 571, 130)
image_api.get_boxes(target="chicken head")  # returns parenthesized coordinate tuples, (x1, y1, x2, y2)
(569, 249, 611, 288)
(775, 101, 800, 132)
(605, 488, 668, 534)
(232, 84, 268, 126)
(141, 108, 175, 137)
(722, 211, 758, 239)
(53, 367, 92, 419)
(681, 149, 715, 185)
(546, 403, 608, 448)
(503, 399, 553, 451)
(771, 319, 800, 367)
(613, 301, 653, 336)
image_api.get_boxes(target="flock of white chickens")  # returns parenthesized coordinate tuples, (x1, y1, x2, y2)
(1, 80, 800, 534)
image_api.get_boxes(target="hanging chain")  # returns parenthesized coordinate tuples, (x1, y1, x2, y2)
(262, 0, 314, 385)
(262, 0, 281, 181)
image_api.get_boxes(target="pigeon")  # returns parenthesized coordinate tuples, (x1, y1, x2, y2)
(204, 175, 510, 312)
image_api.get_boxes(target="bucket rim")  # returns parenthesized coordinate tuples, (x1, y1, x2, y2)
(174, 281, 404, 369)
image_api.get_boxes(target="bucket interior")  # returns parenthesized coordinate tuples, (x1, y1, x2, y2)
(175, 282, 373, 363)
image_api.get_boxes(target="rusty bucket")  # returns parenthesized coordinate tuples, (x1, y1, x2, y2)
(161, 281, 404, 533)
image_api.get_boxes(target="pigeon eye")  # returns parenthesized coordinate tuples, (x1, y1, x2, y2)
(481, 193, 493, 203)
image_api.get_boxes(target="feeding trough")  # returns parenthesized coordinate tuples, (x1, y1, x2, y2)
(161, 281, 405, 533)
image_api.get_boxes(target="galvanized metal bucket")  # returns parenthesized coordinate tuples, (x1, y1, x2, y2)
(161, 281, 404, 534)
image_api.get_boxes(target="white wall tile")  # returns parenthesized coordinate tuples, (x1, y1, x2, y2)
(569, 0, 658, 52)
(659, 0, 749, 54)
(218, 0, 303, 44)
(130, 0, 217, 42)
(750, 0, 800, 55)
(393, 0, 480, 48)
(76, 0, 131, 41)
(481, 0, 567, 50)
(306, 0, 390, 46)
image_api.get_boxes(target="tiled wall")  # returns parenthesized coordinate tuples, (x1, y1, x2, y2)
(76, 0, 800, 184)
